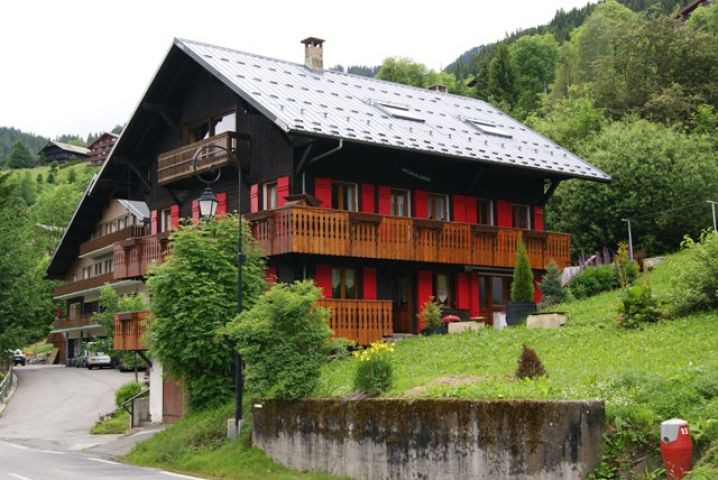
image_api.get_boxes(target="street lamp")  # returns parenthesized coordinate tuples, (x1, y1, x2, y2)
(192, 145, 244, 437)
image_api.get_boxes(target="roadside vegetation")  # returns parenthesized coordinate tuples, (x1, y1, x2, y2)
(91, 381, 141, 435)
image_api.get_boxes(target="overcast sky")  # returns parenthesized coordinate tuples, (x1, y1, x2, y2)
(0, 0, 594, 139)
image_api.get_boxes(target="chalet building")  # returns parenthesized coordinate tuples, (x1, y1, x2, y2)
(49, 36, 610, 353)
(39, 140, 91, 164)
(88, 133, 119, 166)
(46, 187, 149, 365)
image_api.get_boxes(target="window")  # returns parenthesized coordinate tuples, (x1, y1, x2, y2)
(465, 118, 513, 138)
(373, 100, 425, 122)
(82, 266, 92, 280)
(428, 194, 449, 221)
(512, 204, 530, 230)
(435, 273, 451, 306)
(331, 267, 359, 299)
(186, 110, 236, 143)
(212, 112, 236, 135)
(332, 182, 357, 211)
(104, 258, 113, 273)
(264, 182, 277, 210)
(69, 303, 81, 320)
(478, 199, 494, 226)
(161, 208, 173, 233)
(94, 262, 102, 276)
(391, 189, 410, 217)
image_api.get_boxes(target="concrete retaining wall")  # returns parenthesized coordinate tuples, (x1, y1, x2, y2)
(252, 398, 605, 480)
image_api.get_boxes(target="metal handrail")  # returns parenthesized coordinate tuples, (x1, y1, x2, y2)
(119, 386, 150, 419)
(0, 366, 13, 403)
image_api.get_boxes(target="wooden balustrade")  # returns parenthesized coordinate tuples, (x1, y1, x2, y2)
(114, 311, 149, 351)
(53, 273, 114, 297)
(113, 233, 170, 280)
(249, 205, 571, 269)
(79, 225, 147, 256)
(52, 315, 97, 330)
(317, 299, 393, 345)
(157, 132, 249, 185)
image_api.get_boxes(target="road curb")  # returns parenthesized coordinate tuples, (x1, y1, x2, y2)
(0, 372, 18, 416)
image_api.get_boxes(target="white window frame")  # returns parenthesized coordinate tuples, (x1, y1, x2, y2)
(477, 198, 495, 226)
(427, 193, 450, 221)
(161, 208, 172, 233)
(512, 204, 532, 230)
(263, 182, 278, 210)
(465, 117, 513, 138)
(390, 188, 412, 217)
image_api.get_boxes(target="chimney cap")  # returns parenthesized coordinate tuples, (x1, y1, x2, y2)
(301, 37, 325, 46)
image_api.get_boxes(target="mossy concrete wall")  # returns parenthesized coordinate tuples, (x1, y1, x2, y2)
(252, 398, 605, 480)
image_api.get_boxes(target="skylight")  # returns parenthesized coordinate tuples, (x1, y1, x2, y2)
(465, 118, 512, 138)
(373, 100, 425, 122)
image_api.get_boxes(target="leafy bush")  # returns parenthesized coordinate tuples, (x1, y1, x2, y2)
(146, 216, 266, 410)
(511, 240, 535, 302)
(539, 259, 565, 306)
(669, 231, 718, 316)
(515, 345, 547, 379)
(419, 297, 441, 330)
(614, 242, 639, 288)
(115, 381, 142, 408)
(227, 281, 331, 401)
(616, 282, 663, 329)
(353, 341, 394, 396)
(568, 264, 619, 299)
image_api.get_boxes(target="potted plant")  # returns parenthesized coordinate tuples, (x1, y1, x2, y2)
(506, 239, 536, 326)
(419, 297, 443, 335)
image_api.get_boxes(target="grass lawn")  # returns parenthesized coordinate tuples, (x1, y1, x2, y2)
(91, 410, 130, 434)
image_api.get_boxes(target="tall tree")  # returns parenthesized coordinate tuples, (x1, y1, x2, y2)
(487, 43, 517, 108)
(4, 141, 35, 169)
(510, 33, 560, 113)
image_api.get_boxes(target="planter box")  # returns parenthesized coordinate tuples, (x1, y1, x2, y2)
(527, 313, 567, 329)
(506, 302, 536, 326)
(448, 321, 485, 334)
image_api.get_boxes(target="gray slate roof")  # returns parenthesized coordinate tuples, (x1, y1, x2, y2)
(42, 141, 91, 156)
(176, 38, 610, 182)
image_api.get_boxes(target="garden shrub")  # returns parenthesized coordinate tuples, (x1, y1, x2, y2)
(614, 242, 639, 288)
(115, 381, 142, 408)
(515, 345, 547, 379)
(227, 281, 332, 401)
(539, 259, 564, 306)
(669, 231, 718, 316)
(616, 281, 663, 329)
(419, 296, 441, 330)
(353, 341, 394, 396)
(328, 337, 357, 360)
(511, 240, 535, 302)
(568, 264, 619, 299)
(146, 216, 266, 410)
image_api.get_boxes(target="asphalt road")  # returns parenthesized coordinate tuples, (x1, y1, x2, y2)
(0, 365, 204, 479)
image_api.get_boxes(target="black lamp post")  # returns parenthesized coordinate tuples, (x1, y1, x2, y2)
(192, 145, 244, 435)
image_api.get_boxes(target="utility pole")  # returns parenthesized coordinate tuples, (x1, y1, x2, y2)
(708, 201, 718, 233)
(621, 218, 634, 261)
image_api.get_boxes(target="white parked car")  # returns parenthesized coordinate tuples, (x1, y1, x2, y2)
(85, 351, 112, 370)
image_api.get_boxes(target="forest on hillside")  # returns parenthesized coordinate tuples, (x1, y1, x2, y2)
(376, 0, 718, 257)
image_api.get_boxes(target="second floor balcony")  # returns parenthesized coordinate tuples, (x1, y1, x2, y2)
(113, 233, 171, 280)
(80, 224, 148, 257)
(248, 205, 570, 269)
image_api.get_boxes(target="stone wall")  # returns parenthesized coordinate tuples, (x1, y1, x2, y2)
(252, 398, 605, 480)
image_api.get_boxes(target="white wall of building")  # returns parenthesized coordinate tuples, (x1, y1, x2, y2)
(149, 356, 163, 424)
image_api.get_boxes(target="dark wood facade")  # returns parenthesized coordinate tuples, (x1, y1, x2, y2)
(88, 133, 118, 166)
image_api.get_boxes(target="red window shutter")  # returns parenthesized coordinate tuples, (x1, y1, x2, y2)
(377, 185, 391, 215)
(363, 267, 377, 300)
(191, 200, 200, 225)
(265, 266, 278, 285)
(533, 206, 544, 231)
(413, 190, 428, 218)
(534, 276, 543, 303)
(150, 209, 158, 235)
(496, 200, 512, 227)
(216, 192, 227, 216)
(456, 272, 470, 310)
(469, 273, 480, 318)
(416, 270, 434, 332)
(452, 195, 467, 223)
(170, 205, 180, 230)
(277, 176, 290, 207)
(315, 177, 332, 208)
(465, 197, 478, 224)
(250, 184, 259, 213)
(361, 184, 375, 213)
(314, 264, 332, 298)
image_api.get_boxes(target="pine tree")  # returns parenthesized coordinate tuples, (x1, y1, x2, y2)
(511, 240, 535, 302)
(4, 141, 35, 168)
(487, 43, 517, 107)
(516, 345, 547, 379)
(540, 259, 564, 306)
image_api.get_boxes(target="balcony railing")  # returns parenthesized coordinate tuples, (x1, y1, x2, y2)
(157, 132, 249, 185)
(53, 272, 114, 297)
(248, 205, 571, 269)
(52, 315, 98, 331)
(114, 311, 149, 351)
(113, 233, 170, 280)
(80, 225, 148, 256)
(317, 299, 393, 345)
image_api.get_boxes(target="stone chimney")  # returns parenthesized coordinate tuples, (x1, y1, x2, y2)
(427, 84, 448, 93)
(301, 37, 324, 71)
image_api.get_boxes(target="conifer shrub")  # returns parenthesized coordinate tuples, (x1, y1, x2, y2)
(353, 341, 394, 396)
(539, 259, 565, 306)
(419, 296, 442, 330)
(669, 231, 718, 316)
(616, 281, 663, 329)
(516, 345, 547, 379)
(511, 240, 535, 302)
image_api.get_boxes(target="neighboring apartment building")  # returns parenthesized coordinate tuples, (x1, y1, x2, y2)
(63, 36, 610, 349)
(39, 140, 91, 164)
(88, 133, 119, 166)
(46, 185, 149, 364)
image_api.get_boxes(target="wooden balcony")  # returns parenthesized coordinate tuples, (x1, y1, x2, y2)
(317, 299, 393, 345)
(53, 273, 114, 297)
(157, 132, 249, 185)
(249, 205, 571, 270)
(52, 315, 98, 331)
(114, 311, 149, 351)
(79, 225, 147, 256)
(113, 233, 171, 280)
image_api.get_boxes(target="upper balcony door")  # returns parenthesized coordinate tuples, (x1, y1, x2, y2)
(391, 189, 410, 217)
(332, 182, 358, 212)
(186, 111, 236, 143)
